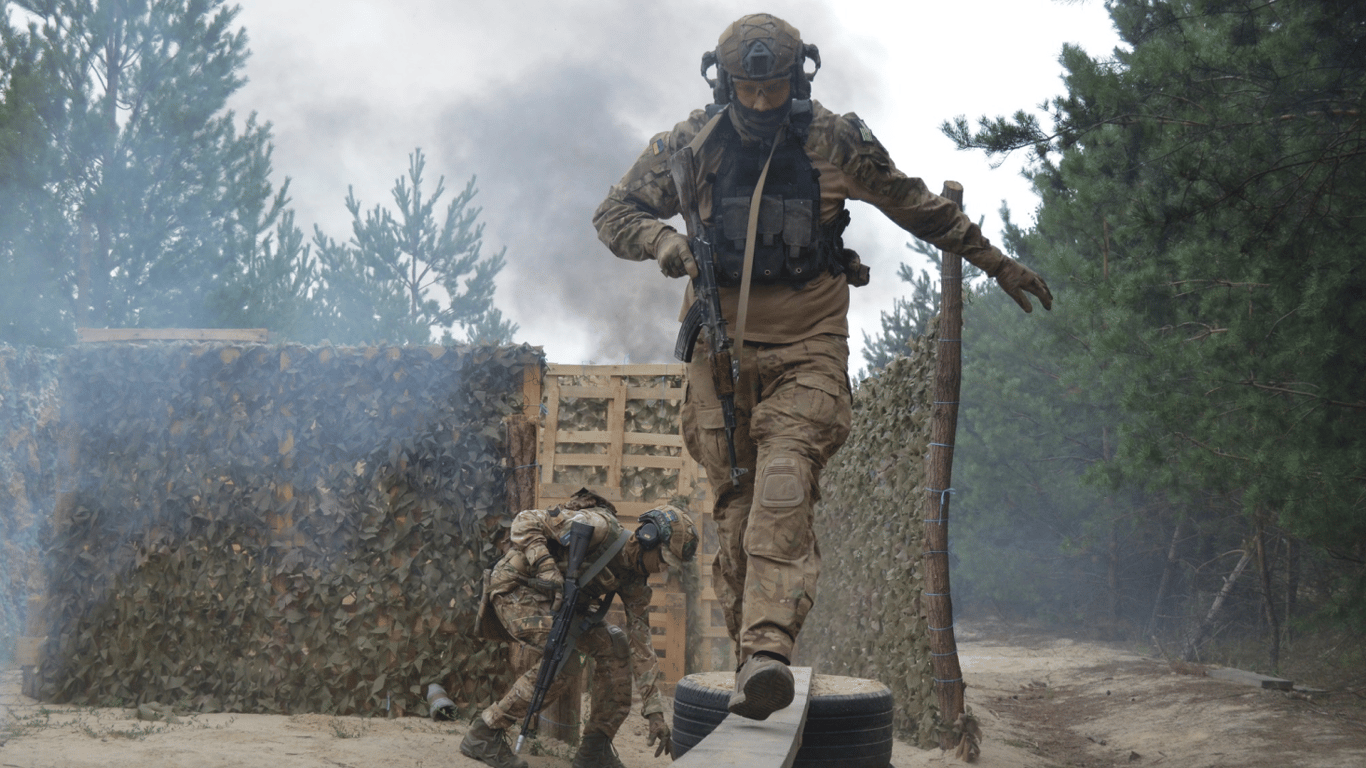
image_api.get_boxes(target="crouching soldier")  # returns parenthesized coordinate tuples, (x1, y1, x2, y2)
(462, 488, 699, 768)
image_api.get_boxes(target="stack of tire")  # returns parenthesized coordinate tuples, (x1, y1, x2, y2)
(671, 671, 894, 767)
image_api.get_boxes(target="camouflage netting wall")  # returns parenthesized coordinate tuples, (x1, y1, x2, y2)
(801, 329, 939, 747)
(30, 341, 543, 716)
(0, 345, 61, 659)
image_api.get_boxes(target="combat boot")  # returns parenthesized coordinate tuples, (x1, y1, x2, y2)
(459, 718, 528, 768)
(728, 653, 794, 721)
(571, 729, 626, 768)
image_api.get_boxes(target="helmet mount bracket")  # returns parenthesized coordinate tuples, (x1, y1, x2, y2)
(701, 35, 820, 107)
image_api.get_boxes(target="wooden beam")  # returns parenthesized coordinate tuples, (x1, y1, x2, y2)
(552, 430, 685, 448)
(1208, 667, 1293, 690)
(539, 374, 564, 491)
(673, 668, 813, 768)
(557, 383, 686, 400)
(77, 328, 269, 343)
(545, 363, 685, 377)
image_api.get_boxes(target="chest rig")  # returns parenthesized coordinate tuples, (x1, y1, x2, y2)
(706, 119, 833, 287)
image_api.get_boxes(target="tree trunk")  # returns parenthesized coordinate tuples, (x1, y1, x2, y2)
(1107, 520, 1121, 635)
(1284, 537, 1300, 646)
(924, 181, 967, 751)
(1254, 518, 1281, 670)
(1146, 515, 1184, 639)
(76, 215, 94, 328)
(1180, 547, 1253, 662)
(506, 416, 538, 517)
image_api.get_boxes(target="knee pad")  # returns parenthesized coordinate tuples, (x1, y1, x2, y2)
(758, 455, 806, 508)
(607, 624, 630, 660)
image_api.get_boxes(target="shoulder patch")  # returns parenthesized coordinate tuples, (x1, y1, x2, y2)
(650, 137, 667, 156)
(854, 117, 876, 144)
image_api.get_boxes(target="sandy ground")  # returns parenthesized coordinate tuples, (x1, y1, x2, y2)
(3, 621, 1364, 768)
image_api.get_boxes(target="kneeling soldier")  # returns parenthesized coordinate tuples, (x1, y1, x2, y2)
(462, 489, 698, 768)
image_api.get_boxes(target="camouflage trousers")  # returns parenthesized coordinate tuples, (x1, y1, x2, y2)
(682, 333, 852, 663)
(480, 586, 633, 738)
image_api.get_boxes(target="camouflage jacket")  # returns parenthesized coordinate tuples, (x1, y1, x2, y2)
(490, 502, 667, 717)
(592, 101, 1010, 344)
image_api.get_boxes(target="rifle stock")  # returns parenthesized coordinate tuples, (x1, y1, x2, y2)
(515, 520, 593, 753)
(668, 147, 748, 486)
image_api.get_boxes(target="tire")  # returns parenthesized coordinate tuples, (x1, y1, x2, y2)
(671, 672, 894, 768)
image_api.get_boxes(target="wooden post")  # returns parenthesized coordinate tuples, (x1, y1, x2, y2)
(507, 363, 542, 517)
(924, 181, 968, 750)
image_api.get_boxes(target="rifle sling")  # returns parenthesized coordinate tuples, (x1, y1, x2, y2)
(551, 528, 632, 676)
(734, 126, 785, 355)
(685, 108, 727, 154)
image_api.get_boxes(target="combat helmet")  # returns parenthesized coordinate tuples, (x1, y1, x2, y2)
(702, 13, 821, 108)
(635, 505, 699, 567)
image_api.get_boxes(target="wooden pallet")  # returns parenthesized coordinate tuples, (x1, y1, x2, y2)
(535, 364, 732, 684)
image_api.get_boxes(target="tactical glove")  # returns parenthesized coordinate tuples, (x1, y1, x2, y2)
(992, 256, 1053, 313)
(529, 558, 565, 611)
(646, 712, 672, 758)
(656, 231, 699, 279)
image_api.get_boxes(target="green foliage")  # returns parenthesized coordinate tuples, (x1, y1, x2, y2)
(0, 17, 71, 346)
(31, 341, 543, 715)
(309, 149, 514, 346)
(954, 288, 1173, 631)
(5, 0, 312, 337)
(943, 0, 1366, 635)
(456, 306, 519, 346)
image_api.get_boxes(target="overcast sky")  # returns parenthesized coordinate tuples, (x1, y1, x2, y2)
(227, 0, 1122, 366)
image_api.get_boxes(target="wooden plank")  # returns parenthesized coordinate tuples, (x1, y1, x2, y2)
(520, 363, 542, 421)
(550, 453, 689, 471)
(624, 383, 685, 401)
(546, 363, 685, 377)
(1208, 667, 1293, 690)
(539, 374, 564, 491)
(78, 328, 268, 343)
(557, 383, 625, 399)
(539, 483, 625, 501)
(606, 376, 626, 488)
(555, 384, 685, 401)
(672, 668, 813, 768)
(553, 430, 684, 448)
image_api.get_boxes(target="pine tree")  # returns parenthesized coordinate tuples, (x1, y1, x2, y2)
(308, 149, 512, 345)
(1, 16, 70, 345)
(947, 0, 1366, 628)
(7, 0, 309, 336)
(859, 218, 987, 378)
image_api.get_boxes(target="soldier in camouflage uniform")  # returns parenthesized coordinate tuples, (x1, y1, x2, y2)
(460, 489, 698, 768)
(593, 13, 1052, 721)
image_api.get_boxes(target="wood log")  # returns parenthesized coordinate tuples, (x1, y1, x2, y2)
(924, 181, 968, 750)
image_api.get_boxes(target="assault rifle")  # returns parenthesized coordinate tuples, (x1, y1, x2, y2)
(515, 520, 593, 753)
(668, 146, 747, 486)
